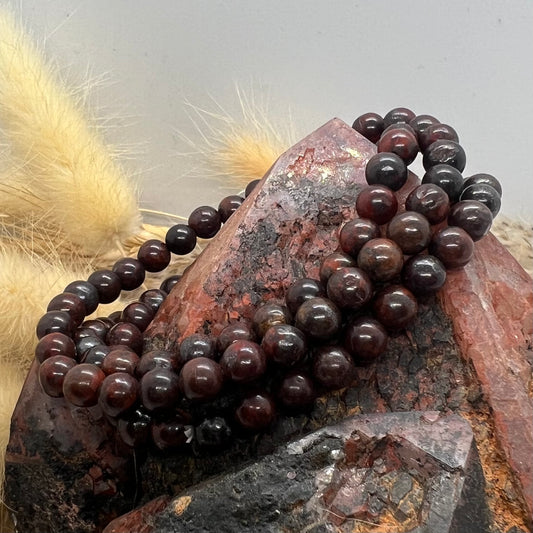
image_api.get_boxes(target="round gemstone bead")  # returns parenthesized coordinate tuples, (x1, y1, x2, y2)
(338, 218, 380, 258)
(188, 206, 221, 239)
(151, 416, 188, 451)
(278, 372, 315, 408)
(422, 164, 464, 203)
(140, 368, 180, 411)
(402, 254, 447, 294)
(312, 346, 355, 389)
(294, 297, 342, 341)
(165, 224, 197, 255)
(117, 408, 152, 448)
(47, 293, 85, 328)
(356, 185, 398, 225)
(462, 173, 502, 197)
(112, 258, 146, 291)
(218, 195, 244, 222)
(383, 107, 416, 128)
(106, 322, 143, 354)
(64, 280, 99, 315)
(139, 288, 167, 314)
(179, 357, 224, 400)
(459, 184, 501, 217)
(136, 349, 179, 377)
(63, 363, 106, 407)
(98, 372, 140, 418)
(245, 179, 260, 197)
(101, 346, 140, 375)
(252, 302, 291, 338)
(285, 278, 326, 315)
(352, 112, 384, 143)
(81, 319, 110, 340)
(178, 334, 217, 366)
(39, 355, 77, 397)
(220, 340, 266, 383)
(261, 324, 307, 367)
(137, 240, 171, 272)
(87, 270, 122, 304)
(217, 322, 256, 353)
(35, 332, 76, 363)
(419, 123, 459, 152)
(344, 317, 388, 364)
(195, 417, 232, 448)
(121, 302, 154, 332)
(373, 285, 418, 330)
(429, 226, 475, 269)
(36, 310, 74, 339)
(405, 183, 450, 224)
(386, 211, 431, 255)
(357, 238, 404, 282)
(159, 275, 181, 294)
(81, 344, 113, 367)
(448, 200, 493, 241)
(236, 392, 276, 430)
(409, 115, 440, 138)
(365, 152, 408, 191)
(75, 335, 102, 359)
(377, 128, 419, 165)
(423, 140, 466, 172)
(326, 267, 373, 310)
(319, 252, 356, 285)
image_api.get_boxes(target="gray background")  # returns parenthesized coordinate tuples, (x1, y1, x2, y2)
(4, 0, 533, 219)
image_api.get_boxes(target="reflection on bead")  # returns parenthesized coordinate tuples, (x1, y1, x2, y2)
(319, 252, 356, 285)
(39, 355, 77, 397)
(344, 317, 388, 364)
(98, 372, 140, 418)
(312, 346, 355, 389)
(429, 226, 474, 269)
(338, 218, 380, 258)
(356, 185, 398, 225)
(261, 324, 307, 367)
(448, 200, 493, 241)
(352, 112, 384, 143)
(386, 211, 431, 255)
(278, 372, 315, 408)
(294, 297, 342, 341)
(285, 278, 326, 315)
(405, 183, 450, 224)
(422, 164, 464, 203)
(402, 255, 447, 294)
(220, 341, 266, 383)
(423, 140, 466, 172)
(35, 332, 76, 363)
(179, 357, 224, 400)
(365, 152, 408, 191)
(357, 238, 404, 282)
(373, 285, 418, 330)
(236, 392, 276, 430)
(459, 184, 501, 217)
(326, 267, 373, 310)
(62, 363, 105, 407)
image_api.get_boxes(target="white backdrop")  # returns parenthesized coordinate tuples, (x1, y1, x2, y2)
(4, 0, 533, 219)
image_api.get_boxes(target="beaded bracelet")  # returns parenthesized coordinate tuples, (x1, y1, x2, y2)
(34, 107, 503, 452)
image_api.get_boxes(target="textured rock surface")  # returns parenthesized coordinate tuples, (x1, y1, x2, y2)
(4, 119, 532, 533)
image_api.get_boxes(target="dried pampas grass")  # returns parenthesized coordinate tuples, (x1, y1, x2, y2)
(492, 216, 533, 278)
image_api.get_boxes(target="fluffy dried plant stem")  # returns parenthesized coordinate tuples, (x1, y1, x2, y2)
(492, 216, 533, 278)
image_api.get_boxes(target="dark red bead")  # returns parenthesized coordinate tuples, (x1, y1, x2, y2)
(178, 334, 217, 367)
(188, 206, 221, 239)
(75, 335, 102, 359)
(429, 226, 474, 269)
(39, 355, 77, 397)
(383, 107, 416, 128)
(294, 297, 341, 341)
(326, 267, 373, 310)
(357, 238, 404, 282)
(101, 346, 140, 375)
(35, 332, 76, 363)
(344, 317, 388, 364)
(140, 368, 180, 411)
(319, 252, 356, 285)
(112, 258, 146, 291)
(62, 363, 105, 407)
(356, 185, 398, 225)
(419, 123, 459, 152)
(121, 302, 154, 332)
(139, 288, 167, 314)
(365, 152, 408, 191)
(217, 322, 256, 353)
(117, 408, 152, 448)
(422, 164, 464, 203)
(236, 392, 276, 430)
(245, 179, 260, 197)
(448, 200, 493, 241)
(386, 211, 431, 255)
(151, 416, 188, 451)
(81, 319, 110, 340)
(261, 324, 307, 367)
(409, 115, 440, 138)
(36, 310, 74, 339)
(459, 184, 501, 217)
(252, 302, 291, 338)
(81, 344, 113, 367)
(98, 372, 140, 418)
(312, 346, 355, 389)
(423, 140, 466, 172)
(405, 183, 450, 224)
(352, 112, 384, 143)
(87, 270, 122, 304)
(179, 357, 224, 400)
(373, 285, 418, 330)
(137, 240, 171, 272)
(285, 278, 326, 315)
(377, 128, 418, 165)
(339, 218, 380, 259)
(165, 224, 197, 255)
(159, 275, 181, 294)
(402, 254, 447, 294)
(463, 173, 502, 197)
(106, 322, 143, 354)
(136, 349, 179, 377)
(47, 293, 85, 328)
(63, 281, 99, 315)
(220, 340, 266, 383)
(278, 372, 315, 408)
(218, 195, 244, 222)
